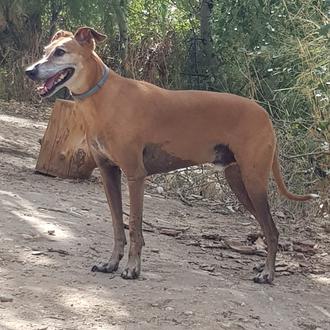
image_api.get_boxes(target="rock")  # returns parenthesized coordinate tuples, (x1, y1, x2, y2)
(156, 186, 164, 194)
(183, 310, 194, 316)
(21, 234, 34, 240)
(31, 251, 44, 256)
(323, 224, 330, 233)
(199, 264, 215, 272)
(275, 211, 285, 218)
(0, 295, 13, 302)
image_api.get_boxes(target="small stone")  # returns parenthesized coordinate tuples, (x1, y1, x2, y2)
(22, 234, 33, 240)
(165, 306, 174, 311)
(200, 264, 215, 272)
(151, 248, 160, 253)
(0, 296, 13, 303)
(183, 310, 194, 316)
(156, 186, 164, 194)
(275, 211, 285, 218)
(31, 251, 44, 256)
(47, 230, 55, 236)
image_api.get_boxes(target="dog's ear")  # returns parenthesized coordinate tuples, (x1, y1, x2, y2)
(51, 30, 73, 42)
(74, 27, 107, 47)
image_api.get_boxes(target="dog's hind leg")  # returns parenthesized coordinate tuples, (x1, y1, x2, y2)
(224, 163, 256, 217)
(92, 159, 126, 273)
(247, 187, 278, 284)
(239, 146, 279, 284)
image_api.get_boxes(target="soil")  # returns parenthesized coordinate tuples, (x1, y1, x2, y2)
(0, 100, 329, 330)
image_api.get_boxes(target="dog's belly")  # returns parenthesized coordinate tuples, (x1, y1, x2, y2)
(143, 143, 235, 175)
(143, 143, 196, 175)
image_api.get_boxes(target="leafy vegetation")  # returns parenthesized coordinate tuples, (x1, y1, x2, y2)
(0, 0, 329, 210)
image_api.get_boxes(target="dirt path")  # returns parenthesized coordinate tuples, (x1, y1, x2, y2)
(0, 103, 329, 330)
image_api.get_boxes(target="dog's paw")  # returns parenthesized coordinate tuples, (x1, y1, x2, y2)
(91, 262, 119, 273)
(121, 267, 140, 279)
(121, 257, 141, 279)
(121, 261, 141, 279)
(253, 271, 274, 284)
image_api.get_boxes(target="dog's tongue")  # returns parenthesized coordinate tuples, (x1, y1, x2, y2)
(37, 71, 62, 94)
(44, 72, 61, 90)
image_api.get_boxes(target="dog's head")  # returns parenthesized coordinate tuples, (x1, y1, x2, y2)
(25, 27, 106, 98)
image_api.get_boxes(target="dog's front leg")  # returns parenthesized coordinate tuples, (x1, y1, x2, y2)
(92, 163, 126, 273)
(121, 177, 145, 279)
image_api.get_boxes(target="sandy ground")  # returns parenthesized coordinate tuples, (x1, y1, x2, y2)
(0, 101, 329, 330)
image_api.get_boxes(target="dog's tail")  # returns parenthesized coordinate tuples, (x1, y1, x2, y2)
(272, 145, 319, 201)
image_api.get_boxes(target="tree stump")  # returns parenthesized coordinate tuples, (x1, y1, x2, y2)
(36, 99, 96, 179)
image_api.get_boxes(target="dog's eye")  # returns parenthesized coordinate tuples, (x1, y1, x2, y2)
(54, 48, 66, 57)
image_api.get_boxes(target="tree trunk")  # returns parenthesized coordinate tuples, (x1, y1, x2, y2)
(112, 0, 128, 74)
(49, 1, 63, 38)
(0, 1, 43, 100)
(200, 0, 214, 69)
(36, 100, 96, 179)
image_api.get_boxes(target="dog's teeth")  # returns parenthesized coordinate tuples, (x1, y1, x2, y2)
(55, 73, 66, 84)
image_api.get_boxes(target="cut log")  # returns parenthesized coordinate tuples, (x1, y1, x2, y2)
(36, 99, 96, 179)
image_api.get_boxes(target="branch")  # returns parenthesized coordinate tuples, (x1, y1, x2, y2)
(283, 150, 329, 160)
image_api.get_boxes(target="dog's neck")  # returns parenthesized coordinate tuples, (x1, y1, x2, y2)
(71, 65, 109, 101)
(71, 54, 109, 101)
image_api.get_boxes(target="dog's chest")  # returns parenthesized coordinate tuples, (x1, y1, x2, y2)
(89, 137, 117, 165)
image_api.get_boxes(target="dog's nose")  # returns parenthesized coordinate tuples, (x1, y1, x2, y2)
(25, 64, 39, 80)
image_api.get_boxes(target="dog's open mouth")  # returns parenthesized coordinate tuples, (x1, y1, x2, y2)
(37, 68, 74, 97)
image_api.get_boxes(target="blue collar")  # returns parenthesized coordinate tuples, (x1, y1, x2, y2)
(72, 66, 110, 101)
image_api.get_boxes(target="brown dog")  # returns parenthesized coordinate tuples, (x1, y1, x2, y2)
(26, 27, 317, 284)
